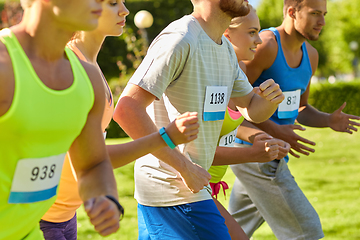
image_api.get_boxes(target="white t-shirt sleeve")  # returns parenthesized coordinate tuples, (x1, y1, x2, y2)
(231, 63, 253, 98)
(129, 33, 191, 100)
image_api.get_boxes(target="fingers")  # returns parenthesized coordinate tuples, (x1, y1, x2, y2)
(290, 124, 306, 131)
(336, 102, 346, 113)
(346, 123, 358, 133)
(349, 119, 360, 126)
(265, 140, 279, 153)
(346, 119, 360, 134)
(291, 140, 315, 156)
(84, 196, 120, 236)
(177, 112, 199, 123)
(253, 132, 273, 142)
(296, 135, 316, 146)
(176, 112, 199, 131)
(181, 162, 211, 193)
(276, 140, 290, 158)
(256, 79, 285, 104)
(289, 149, 300, 158)
(166, 112, 200, 145)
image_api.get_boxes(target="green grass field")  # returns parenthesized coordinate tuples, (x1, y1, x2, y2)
(77, 127, 360, 240)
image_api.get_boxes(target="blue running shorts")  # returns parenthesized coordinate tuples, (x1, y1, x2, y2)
(138, 199, 231, 240)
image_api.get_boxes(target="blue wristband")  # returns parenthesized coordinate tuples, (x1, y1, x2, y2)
(159, 127, 176, 149)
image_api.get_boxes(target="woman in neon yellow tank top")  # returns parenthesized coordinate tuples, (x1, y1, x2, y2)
(0, 0, 132, 239)
(207, 5, 291, 240)
(40, 1, 200, 239)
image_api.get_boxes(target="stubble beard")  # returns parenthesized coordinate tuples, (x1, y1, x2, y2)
(297, 27, 320, 41)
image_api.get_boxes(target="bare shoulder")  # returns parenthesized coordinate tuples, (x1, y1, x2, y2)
(0, 40, 15, 117)
(305, 41, 319, 74)
(257, 30, 278, 60)
(251, 30, 278, 67)
(245, 30, 278, 83)
(0, 40, 14, 86)
(78, 60, 105, 112)
(305, 41, 319, 60)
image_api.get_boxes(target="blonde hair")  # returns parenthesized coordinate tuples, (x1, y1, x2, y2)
(20, 0, 36, 9)
(228, 4, 255, 29)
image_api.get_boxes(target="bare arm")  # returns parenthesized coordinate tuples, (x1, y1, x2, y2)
(242, 31, 317, 158)
(243, 30, 278, 84)
(232, 79, 284, 124)
(231, 30, 284, 123)
(114, 83, 211, 193)
(69, 63, 120, 236)
(297, 83, 360, 132)
(108, 112, 199, 168)
(212, 118, 290, 165)
(213, 132, 290, 165)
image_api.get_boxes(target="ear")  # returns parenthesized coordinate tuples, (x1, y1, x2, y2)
(288, 7, 296, 19)
(223, 29, 231, 42)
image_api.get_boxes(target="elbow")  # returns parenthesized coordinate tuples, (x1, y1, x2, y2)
(246, 114, 271, 124)
(113, 98, 129, 126)
(242, 112, 263, 124)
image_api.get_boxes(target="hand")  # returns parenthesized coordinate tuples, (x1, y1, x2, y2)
(253, 79, 284, 104)
(329, 102, 360, 134)
(84, 196, 121, 236)
(179, 160, 211, 193)
(273, 124, 315, 158)
(166, 112, 199, 145)
(250, 133, 280, 162)
(274, 138, 291, 159)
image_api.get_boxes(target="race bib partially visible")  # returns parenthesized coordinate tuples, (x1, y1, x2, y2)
(218, 127, 238, 147)
(203, 86, 228, 121)
(8, 153, 66, 204)
(278, 89, 301, 119)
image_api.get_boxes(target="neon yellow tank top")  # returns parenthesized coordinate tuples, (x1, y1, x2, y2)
(0, 29, 94, 240)
(209, 107, 244, 183)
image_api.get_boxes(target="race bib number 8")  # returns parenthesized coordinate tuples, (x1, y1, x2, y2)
(203, 86, 228, 121)
(278, 90, 301, 119)
(8, 153, 66, 204)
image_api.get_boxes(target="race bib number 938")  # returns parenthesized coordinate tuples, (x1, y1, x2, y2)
(8, 153, 66, 204)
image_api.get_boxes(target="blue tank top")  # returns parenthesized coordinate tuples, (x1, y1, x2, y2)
(236, 28, 312, 161)
(253, 27, 312, 125)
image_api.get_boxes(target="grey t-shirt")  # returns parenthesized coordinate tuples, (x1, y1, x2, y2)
(129, 15, 253, 206)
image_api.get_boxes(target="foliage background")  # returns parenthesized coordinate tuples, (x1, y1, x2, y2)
(1, 0, 360, 79)
(1, 0, 360, 239)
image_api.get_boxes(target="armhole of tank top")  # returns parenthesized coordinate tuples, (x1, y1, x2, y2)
(67, 45, 112, 106)
(301, 42, 313, 73)
(227, 107, 242, 121)
(99, 70, 113, 106)
(65, 48, 95, 107)
(0, 28, 11, 43)
(0, 29, 16, 121)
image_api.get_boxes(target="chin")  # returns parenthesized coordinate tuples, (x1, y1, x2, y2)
(247, 52, 255, 61)
(116, 29, 124, 37)
(307, 34, 320, 41)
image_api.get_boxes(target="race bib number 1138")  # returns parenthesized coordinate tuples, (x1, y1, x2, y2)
(203, 86, 228, 121)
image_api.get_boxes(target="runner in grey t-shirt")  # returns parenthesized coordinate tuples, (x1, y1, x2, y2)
(114, 0, 284, 239)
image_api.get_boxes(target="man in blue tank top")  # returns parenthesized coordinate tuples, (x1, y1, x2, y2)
(229, 0, 360, 239)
